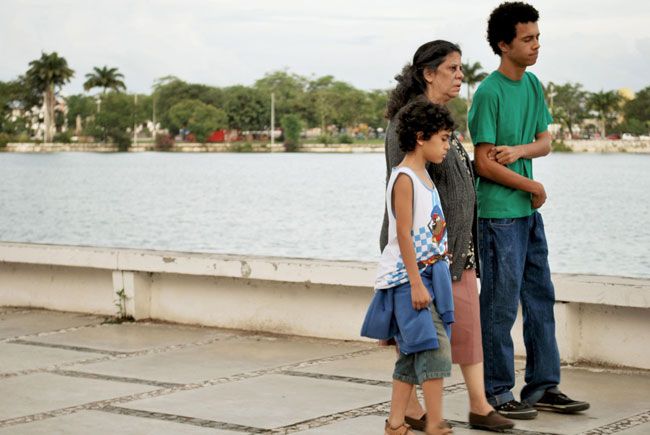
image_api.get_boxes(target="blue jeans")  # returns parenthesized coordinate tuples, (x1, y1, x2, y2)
(478, 212, 560, 406)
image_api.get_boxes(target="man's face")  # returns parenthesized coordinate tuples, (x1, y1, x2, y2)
(502, 21, 540, 67)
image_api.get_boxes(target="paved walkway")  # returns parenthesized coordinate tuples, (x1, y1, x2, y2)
(0, 307, 648, 434)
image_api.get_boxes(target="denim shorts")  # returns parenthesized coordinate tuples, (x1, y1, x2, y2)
(393, 308, 452, 384)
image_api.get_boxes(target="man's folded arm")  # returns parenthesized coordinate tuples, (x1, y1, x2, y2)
(474, 143, 542, 194)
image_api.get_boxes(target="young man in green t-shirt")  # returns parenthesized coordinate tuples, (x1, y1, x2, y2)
(468, 2, 589, 420)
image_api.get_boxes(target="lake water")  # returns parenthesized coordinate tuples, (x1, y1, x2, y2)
(0, 152, 648, 278)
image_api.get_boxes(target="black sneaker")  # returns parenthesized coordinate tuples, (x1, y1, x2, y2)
(495, 400, 538, 420)
(534, 389, 590, 414)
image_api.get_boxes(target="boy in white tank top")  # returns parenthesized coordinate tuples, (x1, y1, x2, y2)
(361, 99, 456, 435)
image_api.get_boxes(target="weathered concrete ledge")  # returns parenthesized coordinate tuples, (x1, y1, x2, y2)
(3, 142, 383, 153)
(4, 142, 119, 152)
(0, 242, 648, 369)
(4, 140, 650, 153)
(3, 142, 287, 153)
(564, 138, 650, 153)
(296, 143, 384, 153)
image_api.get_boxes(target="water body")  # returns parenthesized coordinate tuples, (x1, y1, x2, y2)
(0, 152, 648, 278)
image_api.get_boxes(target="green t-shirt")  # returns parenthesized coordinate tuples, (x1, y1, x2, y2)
(468, 71, 553, 218)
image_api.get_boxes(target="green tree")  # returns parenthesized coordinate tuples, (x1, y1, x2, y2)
(587, 90, 623, 137)
(25, 52, 75, 142)
(308, 75, 337, 132)
(65, 94, 96, 134)
(547, 82, 588, 137)
(0, 80, 34, 142)
(223, 86, 268, 131)
(307, 76, 368, 132)
(87, 92, 134, 150)
(168, 99, 227, 142)
(254, 70, 309, 123)
(0, 80, 23, 134)
(14, 75, 43, 110)
(132, 94, 153, 135)
(624, 86, 650, 131)
(613, 118, 647, 136)
(83, 66, 126, 94)
(329, 83, 368, 128)
(360, 89, 389, 129)
(281, 114, 303, 151)
(462, 61, 488, 103)
(153, 78, 224, 133)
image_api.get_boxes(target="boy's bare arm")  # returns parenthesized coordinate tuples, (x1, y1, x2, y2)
(492, 131, 552, 165)
(475, 144, 547, 209)
(393, 174, 432, 310)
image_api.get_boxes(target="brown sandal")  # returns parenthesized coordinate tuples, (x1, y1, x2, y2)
(404, 413, 427, 431)
(385, 420, 415, 435)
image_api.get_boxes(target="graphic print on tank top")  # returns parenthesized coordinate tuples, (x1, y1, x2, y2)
(385, 201, 448, 287)
(417, 203, 448, 268)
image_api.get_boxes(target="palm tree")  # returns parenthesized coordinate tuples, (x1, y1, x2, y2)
(26, 52, 75, 143)
(83, 66, 126, 94)
(545, 82, 588, 138)
(587, 91, 622, 138)
(462, 61, 488, 103)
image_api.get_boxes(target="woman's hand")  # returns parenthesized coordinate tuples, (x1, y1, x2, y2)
(411, 281, 432, 310)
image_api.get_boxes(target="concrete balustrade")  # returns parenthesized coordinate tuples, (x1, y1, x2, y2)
(0, 242, 648, 369)
(6, 140, 650, 153)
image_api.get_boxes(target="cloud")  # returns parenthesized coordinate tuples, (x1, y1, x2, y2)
(2, 0, 649, 94)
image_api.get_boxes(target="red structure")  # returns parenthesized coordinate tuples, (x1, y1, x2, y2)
(207, 129, 242, 143)
(207, 130, 226, 143)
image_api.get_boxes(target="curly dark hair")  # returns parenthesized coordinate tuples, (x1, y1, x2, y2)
(395, 98, 456, 153)
(385, 40, 461, 119)
(487, 2, 539, 56)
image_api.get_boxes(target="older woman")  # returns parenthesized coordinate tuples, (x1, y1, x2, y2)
(380, 40, 514, 432)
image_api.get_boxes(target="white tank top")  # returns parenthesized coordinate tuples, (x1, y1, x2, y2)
(375, 166, 449, 290)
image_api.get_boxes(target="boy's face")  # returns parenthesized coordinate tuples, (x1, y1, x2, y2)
(500, 21, 540, 67)
(420, 130, 451, 164)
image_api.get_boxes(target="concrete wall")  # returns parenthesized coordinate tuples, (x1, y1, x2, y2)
(4, 142, 380, 153)
(5, 142, 119, 152)
(1, 242, 648, 369)
(6, 140, 650, 154)
(564, 139, 650, 153)
(297, 143, 384, 153)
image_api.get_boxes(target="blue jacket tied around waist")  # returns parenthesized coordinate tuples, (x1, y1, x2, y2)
(360, 261, 454, 355)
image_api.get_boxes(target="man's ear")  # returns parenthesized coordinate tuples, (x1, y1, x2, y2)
(498, 40, 510, 55)
(416, 131, 424, 146)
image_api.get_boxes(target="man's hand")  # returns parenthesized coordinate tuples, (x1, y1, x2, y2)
(486, 146, 497, 161)
(411, 281, 432, 310)
(531, 181, 547, 209)
(475, 143, 544, 197)
(494, 145, 523, 165)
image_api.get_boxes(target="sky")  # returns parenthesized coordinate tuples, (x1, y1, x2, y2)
(2, 0, 649, 96)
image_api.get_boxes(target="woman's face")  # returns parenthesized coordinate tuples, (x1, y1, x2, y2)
(424, 52, 464, 103)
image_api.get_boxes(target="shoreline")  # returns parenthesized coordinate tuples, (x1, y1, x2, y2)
(2, 139, 650, 154)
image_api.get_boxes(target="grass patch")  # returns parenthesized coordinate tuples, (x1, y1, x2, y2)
(230, 142, 254, 152)
(552, 140, 573, 152)
(302, 137, 384, 145)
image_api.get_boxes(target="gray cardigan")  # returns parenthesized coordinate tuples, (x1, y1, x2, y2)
(379, 119, 479, 281)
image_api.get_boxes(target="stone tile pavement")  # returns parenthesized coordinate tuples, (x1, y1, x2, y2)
(0, 307, 648, 434)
